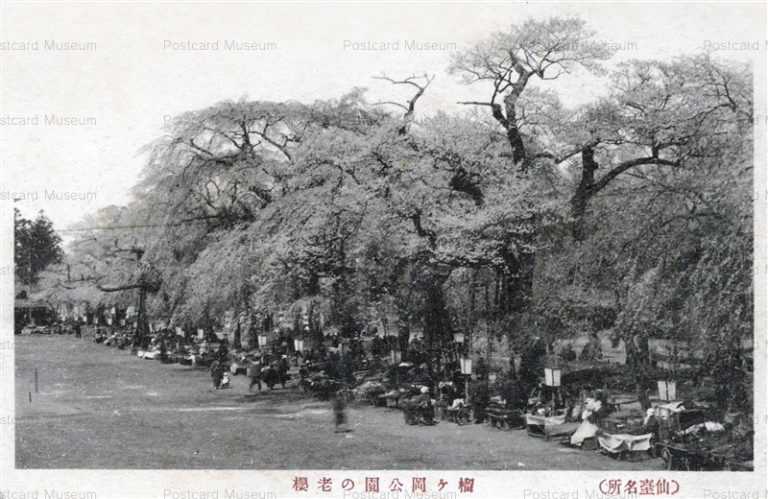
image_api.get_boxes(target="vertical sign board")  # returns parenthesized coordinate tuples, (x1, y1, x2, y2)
(657, 380, 677, 401)
(222, 309, 236, 343)
(460, 358, 473, 375)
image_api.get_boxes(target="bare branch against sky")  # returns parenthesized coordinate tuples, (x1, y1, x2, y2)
(1, 3, 764, 235)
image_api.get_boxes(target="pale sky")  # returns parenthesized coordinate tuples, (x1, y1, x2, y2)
(1, 2, 765, 234)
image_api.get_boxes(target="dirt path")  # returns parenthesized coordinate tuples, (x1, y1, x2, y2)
(15, 335, 663, 470)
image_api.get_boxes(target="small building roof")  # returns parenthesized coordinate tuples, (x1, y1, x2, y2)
(15, 298, 49, 309)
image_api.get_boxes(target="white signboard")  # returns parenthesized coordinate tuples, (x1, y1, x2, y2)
(657, 380, 677, 401)
(544, 367, 562, 387)
(460, 358, 473, 375)
(223, 310, 235, 333)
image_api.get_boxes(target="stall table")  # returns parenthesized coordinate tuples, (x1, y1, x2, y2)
(486, 405, 525, 430)
(445, 405, 471, 425)
(525, 413, 567, 438)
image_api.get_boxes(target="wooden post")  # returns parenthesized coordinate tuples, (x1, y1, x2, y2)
(465, 374, 469, 403)
(34, 368, 38, 393)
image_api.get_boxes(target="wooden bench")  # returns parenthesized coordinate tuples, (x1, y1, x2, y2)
(544, 421, 581, 442)
(445, 406, 471, 425)
(381, 393, 401, 409)
(525, 412, 567, 438)
(486, 407, 525, 430)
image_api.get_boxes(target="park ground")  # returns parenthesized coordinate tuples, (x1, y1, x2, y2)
(15, 335, 663, 470)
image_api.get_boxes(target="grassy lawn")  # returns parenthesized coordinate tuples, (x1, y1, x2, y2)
(15, 335, 663, 470)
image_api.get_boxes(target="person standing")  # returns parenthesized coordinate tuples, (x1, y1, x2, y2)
(501, 370, 525, 411)
(248, 357, 262, 392)
(159, 336, 168, 363)
(471, 378, 490, 424)
(279, 355, 290, 389)
(299, 361, 310, 392)
(210, 360, 224, 389)
(332, 388, 351, 433)
(262, 363, 277, 390)
(217, 339, 229, 363)
(580, 332, 603, 361)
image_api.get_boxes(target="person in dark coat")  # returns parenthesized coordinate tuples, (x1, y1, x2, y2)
(580, 332, 603, 362)
(217, 340, 229, 363)
(637, 333, 650, 365)
(452, 369, 466, 399)
(475, 356, 489, 381)
(471, 379, 490, 423)
(159, 337, 168, 363)
(500, 372, 526, 410)
(262, 363, 279, 389)
(332, 389, 351, 433)
(278, 355, 290, 388)
(520, 337, 546, 388)
(560, 342, 577, 362)
(210, 360, 224, 389)
(248, 358, 263, 392)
